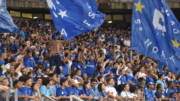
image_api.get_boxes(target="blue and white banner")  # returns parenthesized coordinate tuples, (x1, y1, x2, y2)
(0, 0, 18, 32)
(131, 0, 180, 73)
(46, 0, 105, 41)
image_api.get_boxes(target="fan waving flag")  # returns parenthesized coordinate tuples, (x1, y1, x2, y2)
(131, 0, 180, 73)
(0, 0, 18, 32)
(46, 0, 105, 41)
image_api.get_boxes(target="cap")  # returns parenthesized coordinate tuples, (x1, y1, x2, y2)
(36, 72, 42, 75)
(10, 36, 15, 40)
(173, 80, 179, 84)
(147, 82, 154, 87)
(124, 67, 129, 71)
(52, 34, 57, 40)
(74, 79, 80, 84)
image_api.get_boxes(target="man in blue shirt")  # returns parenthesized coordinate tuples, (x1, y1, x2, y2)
(20, 26, 26, 40)
(172, 80, 180, 93)
(49, 73, 59, 97)
(14, 80, 28, 101)
(71, 54, 83, 76)
(156, 73, 166, 94)
(165, 81, 175, 98)
(145, 82, 157, 101)
(89, 78, 102, 101)
(9, 36, 20, 59)
(24, 50, 35, 68)
(85, 54, 97, 77)
(65, 79, 76, 96)
(131, 70, 139, 84)
(0, 52, 6, 75)
(56, 79, 70, 101)
(155, 84, 171, 101)
(20, 77, 39, 101)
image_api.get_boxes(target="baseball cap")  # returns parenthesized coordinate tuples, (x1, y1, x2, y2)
(147, 82, 154, 86)
(10, 36, 15, 40)
(173, 80, 179, 84)
(74, 79, 80, 84)
(52, 34, 57, 40)
(36, 72, 42, 75)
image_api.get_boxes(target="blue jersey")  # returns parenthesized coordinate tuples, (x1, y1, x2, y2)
(131, 77, 138, 84)
(145, 89, 155, 101)
(124, 74, 132, 81)
(56, 87, 68, 101)
(62, 63, 69, 76)
(71, 61, 83, 75)
(79, 89, 91, 96)
(74, 88, 81, 96)
(146, 76, 154, 82)
(24, 57, 35, 68)
(0, 59, 5, 75)
(104, 66, 111, 78)
(9, 42, 20, 54)
(65, 87, 75, 96)
(17, 89, 23, 101)
(86, 59, 96, 77)
(20, 86, 34, 96)
(40, 85, 54, 96)
(165, 88, 174, 98)
(43, 60, 50, 69)
(33, 56, 42, 64)
(117, 75, 129, 85)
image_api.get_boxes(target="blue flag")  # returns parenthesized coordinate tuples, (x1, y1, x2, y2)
(46, 0, 105, 41)
(131, 0, 180, 73)
(0, 0, 18, 32)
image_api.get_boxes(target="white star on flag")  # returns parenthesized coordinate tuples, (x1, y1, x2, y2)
(58, 9, 68, 19)
(46, 0, 56, 10)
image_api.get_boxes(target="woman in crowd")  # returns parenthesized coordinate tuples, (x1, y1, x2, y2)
(80, 81, 93, 101)
(97, 83, 108, 101)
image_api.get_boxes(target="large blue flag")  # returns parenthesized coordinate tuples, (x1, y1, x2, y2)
(46, 0, 105, 41)
(0, 0, 18, 32)
(131, 0, 180, 73)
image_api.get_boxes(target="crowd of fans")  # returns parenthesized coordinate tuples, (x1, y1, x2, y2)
(0, 17, 180, 101)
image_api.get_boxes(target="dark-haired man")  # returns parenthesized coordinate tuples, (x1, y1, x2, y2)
(145, 82, 157, 101)
(156, 73, 166, 94)
(56, 78, 70, 101)
(105, 78, 122, 101)
(165, 81, 175, 98)
(20, 77, 40, 101)
(14, 80, 28, 101)
(89, 78, 102, 101)
(155, 84, 170, 101)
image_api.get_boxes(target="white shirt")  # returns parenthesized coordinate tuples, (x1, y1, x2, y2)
(105, 85, 117, 97)
(121, 91, 133, 98)
(124, 40, 131, 46)
(16, 71, 22, 80)
(3, 63, 11, 74)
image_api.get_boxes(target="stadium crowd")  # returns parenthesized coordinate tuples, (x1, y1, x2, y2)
(0, 17, 180, 101)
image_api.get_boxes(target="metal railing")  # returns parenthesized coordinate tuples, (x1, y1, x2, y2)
(5, 88, 18, 101)
(41, 95, 56, 101)
(70, 95, 83, 101)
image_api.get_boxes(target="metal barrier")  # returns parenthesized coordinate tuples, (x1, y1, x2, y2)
(5, 88, 18, 101)
(70, 95, 83, 101)
(41, 95, 56, 101)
